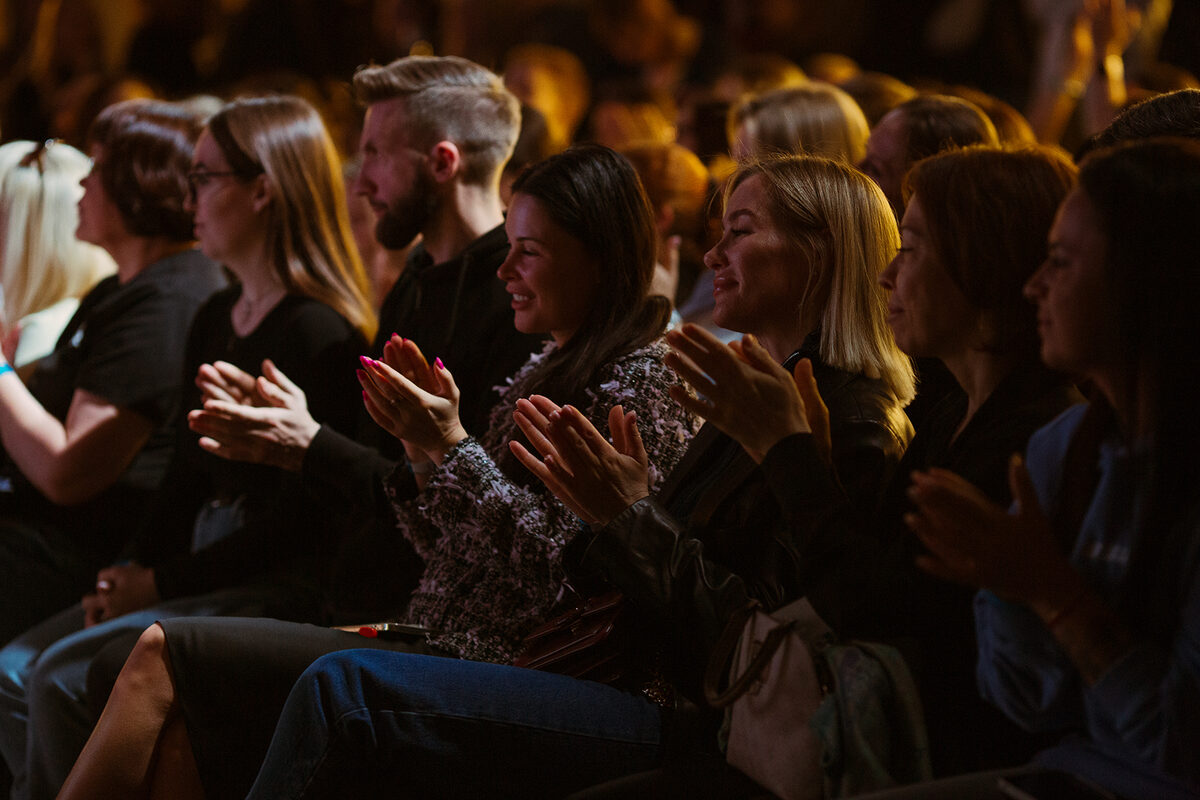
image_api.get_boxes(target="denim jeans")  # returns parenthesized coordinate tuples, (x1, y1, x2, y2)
(246, 650, 666, 799)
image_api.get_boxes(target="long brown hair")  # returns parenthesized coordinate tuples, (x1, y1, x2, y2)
(208, 95, 376, 341)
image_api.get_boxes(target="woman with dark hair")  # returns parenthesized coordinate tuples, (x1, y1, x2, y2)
(0, 99, 225, 646)
(55, 143, 697, 799)
(902, 138, 1200, 797)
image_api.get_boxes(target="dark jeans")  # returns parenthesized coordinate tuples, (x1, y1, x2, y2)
(246, 650, 666, 799)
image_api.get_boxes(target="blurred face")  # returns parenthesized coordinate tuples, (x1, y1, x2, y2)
(76, 145, 129, 253)
(703, 173, 811, 353)
(186, 130, 264, 266)
(878, 193, 977, 358)
(497, 193, 596, 346)
(1024, 187, 1118, 376)
(354, 98, 436, 250)
(859, 109, 907, 216)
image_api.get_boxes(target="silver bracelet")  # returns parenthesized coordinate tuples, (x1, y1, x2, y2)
(409, 460, 435, 475)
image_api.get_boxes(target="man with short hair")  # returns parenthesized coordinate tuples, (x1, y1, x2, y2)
(189, 55, 545, 616)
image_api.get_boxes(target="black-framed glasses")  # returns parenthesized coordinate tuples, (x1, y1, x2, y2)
(186, 169, 241, 200)
(18, 139, 58, 174)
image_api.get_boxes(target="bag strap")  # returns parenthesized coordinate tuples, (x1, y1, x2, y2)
(706, 621, 798, 708)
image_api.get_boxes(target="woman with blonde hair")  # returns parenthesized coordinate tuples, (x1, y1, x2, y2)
(0, 140, 114, 370)
(730, 82, 870, 164)
(0, 94, 373, 800)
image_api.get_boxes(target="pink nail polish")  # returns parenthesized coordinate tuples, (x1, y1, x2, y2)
(359, 355, 372, 367)
(356, 369, 366, 380)
(435, 357, 445, 369)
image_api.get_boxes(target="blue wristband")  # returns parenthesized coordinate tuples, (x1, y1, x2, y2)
(0, 363, 13, 378)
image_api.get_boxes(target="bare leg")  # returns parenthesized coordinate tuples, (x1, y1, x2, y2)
(57, 623, 202, 800)
(148, 715, 205, 800)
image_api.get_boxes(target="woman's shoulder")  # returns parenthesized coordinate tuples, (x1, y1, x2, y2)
(594, 338, 673, 383)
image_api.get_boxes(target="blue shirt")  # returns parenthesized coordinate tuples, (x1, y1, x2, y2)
(974, 404, 1200, 786)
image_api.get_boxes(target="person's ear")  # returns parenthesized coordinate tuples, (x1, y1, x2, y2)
(250, 173, 273, 213)
(428, 141, 463, 183)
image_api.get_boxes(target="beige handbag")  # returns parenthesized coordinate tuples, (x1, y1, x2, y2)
(704, 598, 931, 800)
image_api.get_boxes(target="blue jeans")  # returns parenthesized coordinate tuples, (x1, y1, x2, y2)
(246, 650, 666, 799)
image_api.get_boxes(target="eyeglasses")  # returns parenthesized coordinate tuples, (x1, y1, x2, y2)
(186, 169, 241, 201)
(18, 139, 58, 174)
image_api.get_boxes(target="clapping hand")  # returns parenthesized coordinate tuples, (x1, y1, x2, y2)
(510, 396, 651, 526)
(188, 359, 320, 471)
(664, 324, 830, 463)
(358, 348, 467, 463)
(905, 455, 1082, 616)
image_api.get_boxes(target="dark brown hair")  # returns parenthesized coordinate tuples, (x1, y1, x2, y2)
(511, 144, 669, 404)
(904, 145, 1077, 360)
(87, 99, 204, 241)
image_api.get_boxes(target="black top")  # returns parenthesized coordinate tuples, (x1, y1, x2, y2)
(127, 285, 366, 600)
(859, 362, 1083, 775)
(0, 249, 226, 564)
(303, 225, 544, 619)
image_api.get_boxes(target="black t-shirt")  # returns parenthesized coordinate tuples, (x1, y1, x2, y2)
(130, 285, 367, 599)
(0, 248, 226, 564)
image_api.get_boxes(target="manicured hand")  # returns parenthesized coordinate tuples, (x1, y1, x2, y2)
(358, 355, 467, 463)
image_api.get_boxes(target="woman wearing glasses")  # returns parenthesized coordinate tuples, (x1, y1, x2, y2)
(0, 94, 374, 800)
(0, 101, 225, 648)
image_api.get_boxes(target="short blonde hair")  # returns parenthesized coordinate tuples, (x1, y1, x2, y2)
(727, 156, 915, 404)
(0, 140, 115, 331)
(209, 96, 376, 342)
(731, 82, 869, 164)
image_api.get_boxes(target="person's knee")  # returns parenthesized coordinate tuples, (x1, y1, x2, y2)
(107, 624, 174, 711)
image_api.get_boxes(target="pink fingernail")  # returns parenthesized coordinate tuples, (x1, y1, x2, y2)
(359, 355, 372, 367)
(435, 357, 445, 369)
(362, 390, 368, 400)
(356, 369, 366, 380)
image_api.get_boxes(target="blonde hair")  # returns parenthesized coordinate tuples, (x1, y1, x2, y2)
(731, 82, 869, 164)
(353, 56, 520, 187)
(208, 96, 376, 342)
(0, 140, 115, 332)
(728, 156, 915, 404)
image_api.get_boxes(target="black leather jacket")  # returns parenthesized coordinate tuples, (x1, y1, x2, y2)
(564, 344, 913, 703)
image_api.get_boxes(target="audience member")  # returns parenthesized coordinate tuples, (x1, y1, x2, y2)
(729, 82, 869, 164)
(859, 94, 999, 218)
(0, 99, 224, 648)
(840, 71, 919, 127)
(0, 140, 115, 371)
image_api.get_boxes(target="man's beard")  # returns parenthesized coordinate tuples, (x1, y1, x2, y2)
(375, 172, 438, 251)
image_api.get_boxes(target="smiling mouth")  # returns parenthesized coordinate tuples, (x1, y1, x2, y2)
(512, 293, 531, 302)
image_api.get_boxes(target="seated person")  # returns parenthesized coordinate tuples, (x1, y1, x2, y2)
(0, 100, 225, 647)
